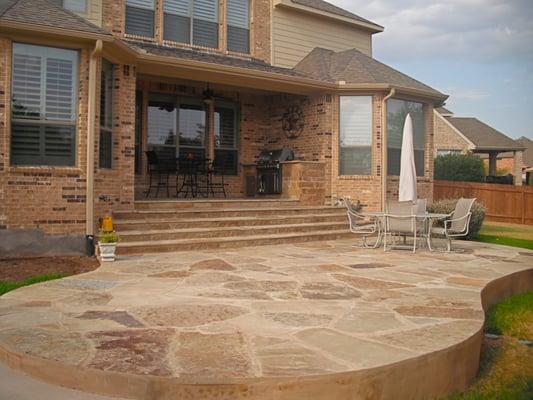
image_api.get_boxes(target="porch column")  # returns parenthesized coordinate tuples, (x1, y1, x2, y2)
(513, 150, 523, 186)
(205, 99, 215, 161)
(488, 151, 498, 176)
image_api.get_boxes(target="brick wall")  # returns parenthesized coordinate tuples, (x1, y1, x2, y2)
(433, 111, 471, 154)
(0, 39, 89, 235)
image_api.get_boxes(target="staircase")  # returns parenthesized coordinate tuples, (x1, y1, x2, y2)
(113, 199, 350, 255)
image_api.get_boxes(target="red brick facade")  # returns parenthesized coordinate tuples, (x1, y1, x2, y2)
(0, 1, 440, 252)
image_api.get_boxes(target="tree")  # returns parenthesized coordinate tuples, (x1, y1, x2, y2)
(434, 153, 485, 182)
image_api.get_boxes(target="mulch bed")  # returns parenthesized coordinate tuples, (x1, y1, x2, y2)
(0, 256, 99, 282)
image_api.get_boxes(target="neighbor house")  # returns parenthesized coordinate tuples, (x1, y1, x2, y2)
(0, 0, 447, 254)
(433, 107, 523, 185)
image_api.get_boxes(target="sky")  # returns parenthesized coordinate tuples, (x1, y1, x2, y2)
(328, 0, 533, 139)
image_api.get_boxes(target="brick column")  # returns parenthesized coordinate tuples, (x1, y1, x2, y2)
(513, 150, 523, 186)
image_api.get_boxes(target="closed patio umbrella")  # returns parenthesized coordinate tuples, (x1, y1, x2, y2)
(399, 113, 417, 202)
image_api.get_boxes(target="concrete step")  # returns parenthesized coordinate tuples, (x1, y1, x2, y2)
(118, 222, 348, 242)
(113, 213, 348, 231)
(114, 206, 346, 221)
(116, 229, 353, 255)
(134, 198, 300, 210)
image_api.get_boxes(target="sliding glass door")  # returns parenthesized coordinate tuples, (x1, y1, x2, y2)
(178, 99, 206, 160)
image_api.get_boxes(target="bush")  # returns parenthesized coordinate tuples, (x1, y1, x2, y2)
(98, 230, 119, 243)
(434, 153, 485, 182)
(428, 199, 486, 240)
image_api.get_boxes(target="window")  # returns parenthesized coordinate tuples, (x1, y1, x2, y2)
(387, 99, 425, 176)
(178, 100, 206, 160)
(163, 0, 218, 48)
(339, 96, 373, 175)
(214, 103, 238, 175)
(99, 59, 114, 169)
(126, 0, 155, 37)
(227, 0, 249, 53)
(147, 96, 178, 159)
(11, 43, 78, 166)
(50, 0, 87, 13)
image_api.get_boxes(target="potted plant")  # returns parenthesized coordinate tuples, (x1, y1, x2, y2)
(98, 230, 119, 262)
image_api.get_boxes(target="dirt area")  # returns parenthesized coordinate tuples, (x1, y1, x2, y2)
(0, 256, 99, 282)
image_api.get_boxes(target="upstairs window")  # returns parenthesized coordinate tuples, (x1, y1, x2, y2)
(99, 59, 114, 169)
(227, 0, 249, 53)
(339, 96, 373, 175)
(126, 0, 155, 38)
(50, 0, 88, 13)
(163, 0, 219, 48)
(11, 43, 79, 166)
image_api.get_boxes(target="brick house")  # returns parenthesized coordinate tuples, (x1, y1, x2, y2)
(433, 107, 523, 185)
(0, 0, 447, 254)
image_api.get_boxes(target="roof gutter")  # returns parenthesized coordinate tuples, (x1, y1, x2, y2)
(0, 19, 112, 41)
(381, 88, 395, 211)
(86, 39, 102, 243)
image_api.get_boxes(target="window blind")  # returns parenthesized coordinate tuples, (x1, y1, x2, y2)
(214, 105, 238, 175)
(227, 0, 249, 53)
(164, 0, 191, 42)
(339, 96, 372, 175)
(126, 0, 155, 37)
(11, 43, 78, 166)
(193, 0, 218, 48)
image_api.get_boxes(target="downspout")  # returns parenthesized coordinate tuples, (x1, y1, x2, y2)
(86, 40, 103, 248)
(381, 88, 395, 211)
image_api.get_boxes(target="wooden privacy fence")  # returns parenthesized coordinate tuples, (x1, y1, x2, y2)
(434, 180, 533, 225)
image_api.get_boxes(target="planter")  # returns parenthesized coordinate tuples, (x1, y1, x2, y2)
(98, 242, 117, 262)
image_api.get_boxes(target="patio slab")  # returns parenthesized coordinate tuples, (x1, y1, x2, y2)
(0, 239, 532, 400)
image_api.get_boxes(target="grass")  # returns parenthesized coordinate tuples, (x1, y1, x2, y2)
(0, 273, 64, 296)
(475, 221, 533, 250)
(486, 292, 533, 340)
(446, 291, 533, 400)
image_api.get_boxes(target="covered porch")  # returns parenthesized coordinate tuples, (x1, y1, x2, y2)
(132, 74, 330, 204)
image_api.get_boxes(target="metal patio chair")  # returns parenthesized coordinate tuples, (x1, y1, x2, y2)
(145, 151, 177, 198)
(428, 198, 476, 252)
(384, 200, 419, 253)
(342, 199, 381, 248)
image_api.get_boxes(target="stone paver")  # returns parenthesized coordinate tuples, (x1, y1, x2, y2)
(0, 239, 531, 396)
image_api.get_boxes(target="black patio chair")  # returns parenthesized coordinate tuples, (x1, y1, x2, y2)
(145, 151, 177, 198)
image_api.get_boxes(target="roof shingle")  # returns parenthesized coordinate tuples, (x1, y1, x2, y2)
(294, 47, 446, 98)
(516, 136, 533, 167)
(0, 0, 110, 36)
(445, 117, 521, 151)
(127, 40, 310, 79)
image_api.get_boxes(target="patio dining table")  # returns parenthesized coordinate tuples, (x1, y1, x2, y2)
(366, 211, 449, 251)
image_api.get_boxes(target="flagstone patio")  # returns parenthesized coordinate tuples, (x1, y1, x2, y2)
(0, 239, 532, 400)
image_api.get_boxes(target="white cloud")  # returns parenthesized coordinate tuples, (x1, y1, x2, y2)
(329, 0, 533, 62)
(444, 87, 489, 101)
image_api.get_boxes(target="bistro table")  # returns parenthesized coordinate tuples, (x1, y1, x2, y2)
(366, 211, 449, 251)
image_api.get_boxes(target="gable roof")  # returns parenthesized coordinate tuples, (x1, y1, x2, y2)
(289, 0, 382, 29)
(294, 47, 446, 100)
(445, 117, 521, 152)
(516, 136, 533, 167)
(0, 0, 110, 36)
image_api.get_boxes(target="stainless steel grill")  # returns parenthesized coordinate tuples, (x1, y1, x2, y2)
(256, 148, 294, 195)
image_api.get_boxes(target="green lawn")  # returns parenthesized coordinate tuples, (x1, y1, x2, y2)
(475, 221, 533, 250)
(446, 292, 533, 400)
(0, 273, 64, 296)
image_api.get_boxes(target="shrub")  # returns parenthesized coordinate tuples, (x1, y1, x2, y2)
(428, 199, 486, 240)
(98, 230, 119, 243)
(434, 153, 485, 182)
